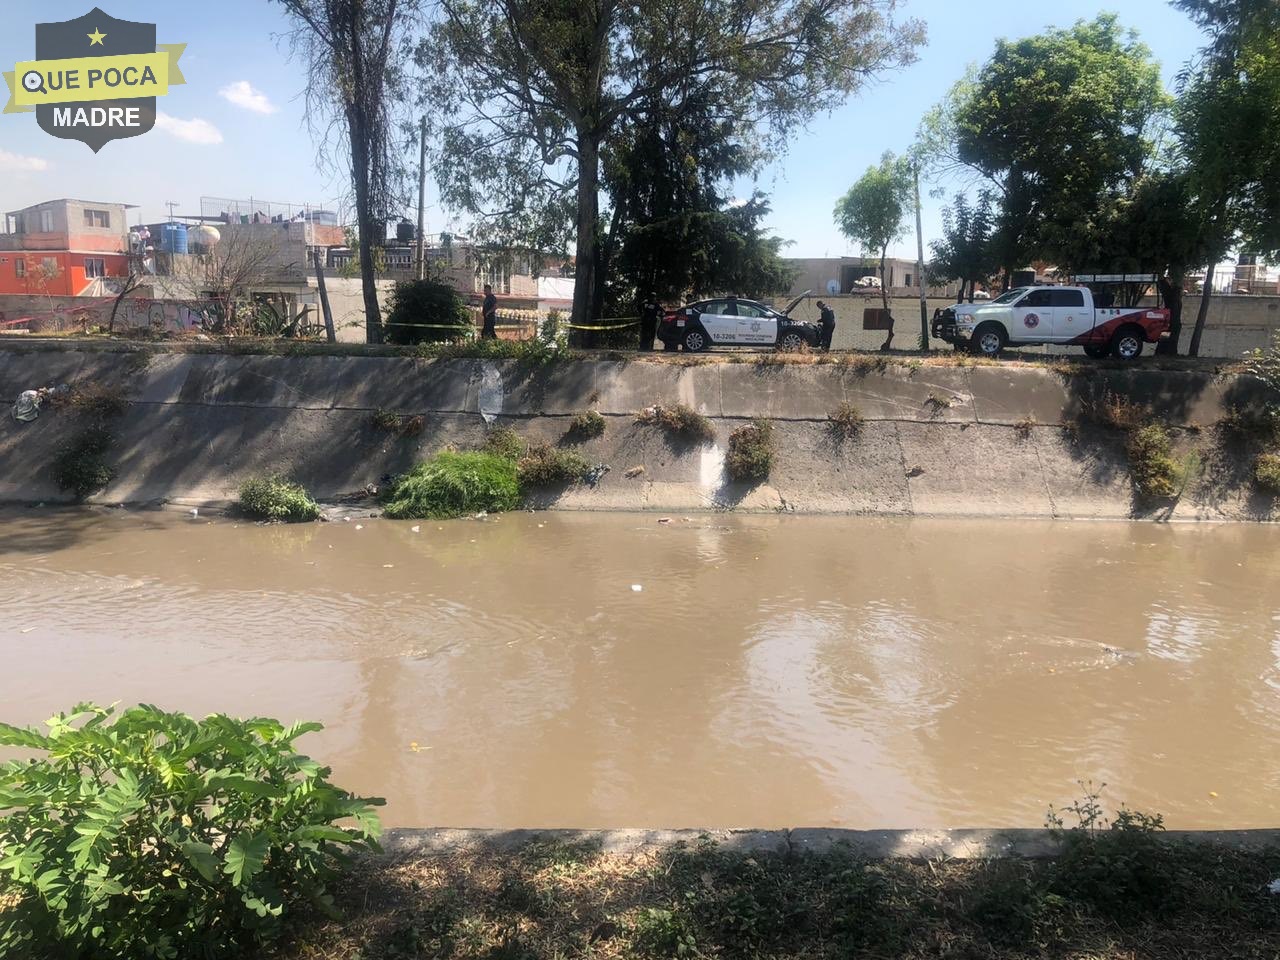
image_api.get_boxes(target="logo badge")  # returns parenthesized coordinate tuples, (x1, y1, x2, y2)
(4, 7, 185, 152)
(1024, 313, 1040, 328)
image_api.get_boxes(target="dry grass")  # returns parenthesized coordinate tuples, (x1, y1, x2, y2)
(635, 403, 716, 444)
(276, 834, 1280, 960)
(1079, 389, 1149, 431)
(1014, 415, 1037, 438)
(827, 402, 865, 439)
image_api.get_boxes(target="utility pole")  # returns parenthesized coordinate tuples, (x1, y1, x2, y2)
(913, 163, 928, 352)
(416, 116, 427, 281)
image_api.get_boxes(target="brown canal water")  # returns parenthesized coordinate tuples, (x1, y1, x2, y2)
(2, 510, 1279, 830)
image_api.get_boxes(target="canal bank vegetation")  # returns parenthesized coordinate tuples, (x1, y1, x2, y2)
(566, 410, 606, 441)
(239, 475, 322, 523)
(725, 420, 776, 484)
(51, 426, 116, 499)
(827, 402, 865, 439)
(282, 805, 1280, 960)
(636, 403, 716, 445)
(381, 452, 521, 520)
(0, 704, 382, 960)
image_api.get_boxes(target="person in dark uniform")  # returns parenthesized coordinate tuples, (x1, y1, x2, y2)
(816, 299, 836, 351)
(481, 283, 497, 339)
(639, 292, 661, 351)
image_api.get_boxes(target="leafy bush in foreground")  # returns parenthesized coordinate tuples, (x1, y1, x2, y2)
(382, 451, 520, 519)
(726, 419, 775, 484)
(239, 475, 321, 522)
(51, 426, 115, 499)
(0, 704, 382, 959)
(566, 409, 606, 441)
(480, 427, 526, 461)
(383, 279, 471, 345)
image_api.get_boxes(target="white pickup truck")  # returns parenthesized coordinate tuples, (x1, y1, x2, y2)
(932, 285, 1171, 359)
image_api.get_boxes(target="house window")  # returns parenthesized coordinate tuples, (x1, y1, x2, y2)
(84, 258, 106, 278)
(84, 209, 111, 228)
(39, 209, 53, 232)
(905, 273, 913, 287)
(14, 258, 25, 278)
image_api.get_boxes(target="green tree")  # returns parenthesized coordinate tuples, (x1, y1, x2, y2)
(420, 0, 924, 332)
(834, 152, 911, 316)
(919, 14, 1168, 280)
(1173, 0, 1280, 354)
(927, 191, 1000, 302)
(274, 0, 423, 344)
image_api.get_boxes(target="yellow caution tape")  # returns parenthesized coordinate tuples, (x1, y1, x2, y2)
(561, 317, 641, 330)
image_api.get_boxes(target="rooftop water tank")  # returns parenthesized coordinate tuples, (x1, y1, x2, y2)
(160, 222, 188, 255)
(189, 225, 221, 247)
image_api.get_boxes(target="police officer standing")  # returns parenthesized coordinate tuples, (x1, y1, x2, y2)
(639, 291, 661, 351)
(816, 299, 836, 351)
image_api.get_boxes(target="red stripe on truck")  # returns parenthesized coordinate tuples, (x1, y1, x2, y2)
(1068, 308, 1170, 345)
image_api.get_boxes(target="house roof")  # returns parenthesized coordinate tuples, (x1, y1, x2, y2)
(7, 199, 139, 216)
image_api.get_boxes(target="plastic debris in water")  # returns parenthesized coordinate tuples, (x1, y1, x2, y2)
(631, 584, 643, 592)
(355, 524, 364, 530)
(1269, 878, 1280, 895)
(189, 508, 199, 518)
(658, 517, 671, 523)
(383, 564, 394, 568)
(410, 525, 421, 533)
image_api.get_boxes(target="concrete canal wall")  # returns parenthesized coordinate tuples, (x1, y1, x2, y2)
(0, 342, 1272, 520)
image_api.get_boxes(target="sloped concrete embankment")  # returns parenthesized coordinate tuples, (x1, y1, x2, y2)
(0, 345, 1270, 519)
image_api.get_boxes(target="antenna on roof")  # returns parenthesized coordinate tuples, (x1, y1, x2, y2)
(166, 201, 178, 222)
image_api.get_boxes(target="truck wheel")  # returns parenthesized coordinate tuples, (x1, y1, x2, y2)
(1111, 327, 1145, 360)
(970, 322, 1006, 358)
(683, 329, 710, 353)
(1083, 344, 1110, 359)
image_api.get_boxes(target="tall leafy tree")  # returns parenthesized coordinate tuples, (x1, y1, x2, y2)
(833, 152, 911, 316)
(918, 14, 1168, 281)
(1173, 0, 1280, 354)
(419, 0, 924, 330)
(275, 0, 422, 344)
(927, 191, 999, 302)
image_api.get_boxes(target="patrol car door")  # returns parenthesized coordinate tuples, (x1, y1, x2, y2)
(1011, 288, 1054, 340)
(697, 299, 735, 343)
(732, 301, 778, 345)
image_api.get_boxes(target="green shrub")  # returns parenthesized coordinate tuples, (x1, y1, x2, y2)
(633, 906, 698, 958)
(382, 451, 520, 519)
(725, 419, 775, 484)
(1126, 424, 1179, 500)
(1219, 405, 1280, 446)
(1255, 452, 1280, 493)
(566, 409, 606, 441)
(383, 279, 471, 345)
(413, 336, 567, 365)
(52, 426, 115, 498)
(481, 427, 526, 461)
(239, 475, 321, 522)
(827, 402, 864, 439)
(1083, 389, 1148, 431)
(54, 382, 129, 419)
(636, 403, 716, 444)
(517, 443, 590, 487)
(0, 703, 382, 959)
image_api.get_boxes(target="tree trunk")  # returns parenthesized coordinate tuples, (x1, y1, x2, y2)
(1188, 266, 1215, 358)
(348, 107, 384, 344)
(1155, 273, 1183, 356)
(879, 248, 894, 351)
(570, 130, 600, 347)
(592, 198, 626, 331)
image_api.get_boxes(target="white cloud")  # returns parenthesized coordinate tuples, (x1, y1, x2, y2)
(155, 112, 224, 145)
(0, 149, 49, 173)
(218, 80, 277, 115)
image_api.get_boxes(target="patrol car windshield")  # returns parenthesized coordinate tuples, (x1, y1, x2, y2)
(991, 287, 1031, 305)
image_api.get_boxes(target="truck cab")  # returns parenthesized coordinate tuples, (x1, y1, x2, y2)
(931, 285, 1170, 359)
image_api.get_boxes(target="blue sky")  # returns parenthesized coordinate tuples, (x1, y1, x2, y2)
(0, 1, 1206, 258)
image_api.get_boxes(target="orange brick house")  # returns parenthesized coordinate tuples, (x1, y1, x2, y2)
(0, 199, 135, 295)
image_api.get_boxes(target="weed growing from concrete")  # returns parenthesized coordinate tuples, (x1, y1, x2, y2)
(52, 426, 116, 499)
(238, 475, 321, 522)
(725, 419, 775, 484)
(382, 452, 520, 520)
(566, 409, 606, 441)
(827, 402, 865, 439)
(925, 392, 954, 411)
(1254, 453, 1280, 494)
(49, 381, 129, 419)
(371, 409, 424, 437)
(1014, 415, 1037, 437)
(480, 427, 525, 461)
(517, 443, 591, 487)
(636, 403, 716, 445)
(1082, 389, 1148, 431)
(1126, 425, 1180, 500)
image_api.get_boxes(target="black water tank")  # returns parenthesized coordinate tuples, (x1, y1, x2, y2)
(1012, 269, 1036, 287)
(396, 219, 416, 243)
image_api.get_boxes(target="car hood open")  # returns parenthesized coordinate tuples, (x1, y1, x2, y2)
(780, 290, 812, 316)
